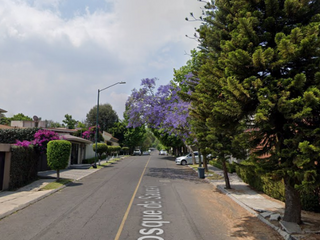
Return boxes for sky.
[0,0,204,124]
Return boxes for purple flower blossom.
[126,78,195,143]
[33,129,60,152]
[82,126,99,141]
[14,129,60,152]
[15,140,33,148]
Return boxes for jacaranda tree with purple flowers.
[126,78,195,155]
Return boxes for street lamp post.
[92,81,126,168]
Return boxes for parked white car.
[175,151,202,165]
[133,149,141,156]
[159,150,167,155]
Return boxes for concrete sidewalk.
[0,159,319,240]
[200,165,320,240]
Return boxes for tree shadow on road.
[66,182,83,187]
[146,167,208,183]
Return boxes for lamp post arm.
[99,82,125,92]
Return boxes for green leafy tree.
[123,126,146,153]
[86,104,119,132]
[45,120,63,128]
[76,121,86,129]
[0,113,34,125]
[195,0,320,223]
[109,120,127,146]
[11,113,33,121]
[62,114,77,129]
[141,129,156,151]
[93,143,108,162]
[151,129,184,155]
[47,140,71,181]
[122,146,129,155]
[108,145,121,157]
[0,116,10,125]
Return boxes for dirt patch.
[193,186,283,240]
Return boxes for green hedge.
[0,128,39,143]
[235,161,320,212]
[209,159,236,173]
[93,143,108,159]
[9,146,38,190]
[108,145,121,154]
[121,147,129,155]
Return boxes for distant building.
[11,120,47,128]
[102,131,119,146]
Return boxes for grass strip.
[90,162,112,169]
[41,178,72,190]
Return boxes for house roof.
[47,128,79,134]
[62,135,92,144]
[102,131,119,142]
[0,124,15,129]
[0,108,7,114]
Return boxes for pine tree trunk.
[283,178,301,224]
[203,156,208,172]
[222,160,231,189]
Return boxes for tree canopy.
[62,114,77,129]
[190,0,320,223]
[127,78,192,139]
[85,103,119,132]
[0,113,33,125]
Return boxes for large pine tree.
[195,0,320,223]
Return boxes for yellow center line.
[114,156,151,240]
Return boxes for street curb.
[215,184,292,240]
[0,184,67,221]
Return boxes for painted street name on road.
[137,186,170,240]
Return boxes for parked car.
[143,151,150,155]
[133,149,141,156]
[175,151,203,165]
[206,154,215,160]
[159,150,167,155]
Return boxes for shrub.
[47,140,71,181]
[12,129,60,153]
[108,145,121,156]
[9,146,38,189]
[209,159,236,173]
[92,143,108,160]
[0,128,38,143]
[236,161,320,212]
[83,126,103,142]
[34,129,60,153]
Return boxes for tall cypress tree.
[195,0,320,223]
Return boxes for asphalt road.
[0,152,282,240]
